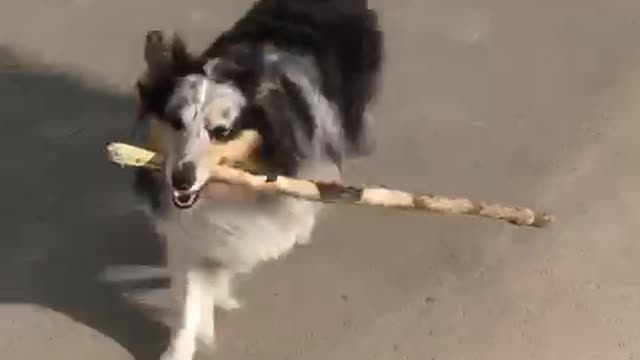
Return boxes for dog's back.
[203,0,383,156]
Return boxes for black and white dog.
[133,0,383,359]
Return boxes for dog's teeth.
[172,190,200,209]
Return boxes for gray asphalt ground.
[1,0,640,359]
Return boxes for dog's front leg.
[161,268,213,360]
[212,270,240,311]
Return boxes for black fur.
[133,168,168,214]
[203,0,383,153]
[134,0,383,210]
[136,36,204,121]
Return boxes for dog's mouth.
[172,189,201,209]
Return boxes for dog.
[132,0,383,359]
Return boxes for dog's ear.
[135,30,195,122]
[144,30,190,75]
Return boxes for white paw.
[196,316,216,349]
[196,324,215,349]
[160,348,192,360]
[160,336,196,360]
[159,349,176,360]
[296,234,312,245]
[197,333,216,351]
[216,295,242,311]
[197,335,217,355]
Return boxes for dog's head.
[135,31,311,209]
[136,31,255,209]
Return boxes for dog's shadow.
[0,47,170,359]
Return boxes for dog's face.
[159,74,246,208]
[136,30,332,210]
[136,31,250,209]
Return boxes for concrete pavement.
[1,0,639,359]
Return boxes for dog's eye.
[207,125,232,141]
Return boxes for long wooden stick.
[106,142,552,228]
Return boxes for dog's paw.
[159,350,175,360]
[160,348,192,360]
[160,336,196,360]
[196,317,216,349]
[197,336,217,355]
[295,234,312,246]
[216,295,242,311]
[196,327,217,355]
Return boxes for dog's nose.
[171,162,196,191]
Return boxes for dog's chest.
[153,196,319,269]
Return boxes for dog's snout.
[171,162,197,191]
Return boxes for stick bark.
[106,141,553,228]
